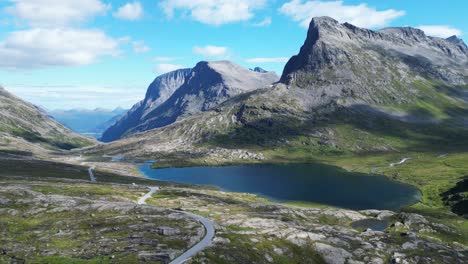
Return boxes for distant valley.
[48,107,128,139]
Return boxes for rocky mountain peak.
[101,61,279,142]
[309,16,339,28]
[251,67,268,73]
[144,68,191,108]
[446,35,467,49]
[280,17,467,88]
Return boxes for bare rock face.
[102,61,278,142]
[280,16,467,102]
[101,69,191,142]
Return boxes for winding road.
[137,187,215,264]
[389,158,411,167]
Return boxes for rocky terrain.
[101,61,278,142]
[0,179,203,263]
[0,86,94,155]
[144,185,468,263]
[1,155,467,263]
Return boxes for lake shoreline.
[138,162,421,211]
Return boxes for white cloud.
[193,45,228,57]
[113,1,143,21]
[118,36,132,44]
[247,57,289,63]
[417,25,462,38]
[7,84,146,109]
[0,28,120,69]
[154,64,186,74]
[279,0,405,29]
[4,0,109,27]
[132,41,150,54]
[160,0,267,25]
[253,17,272,27]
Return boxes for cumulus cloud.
[154,63,186,74]
[247,57,289,63]
[113,1,143,21]
[4,0,109,27]
[417,25,462,38]
[0,28,120,69]
[132,41,150,54]
[160,0,267,25]
[279,0,405,28]
[193,45,228,57]
[253,17,272,27]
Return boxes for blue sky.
[0,0,466,110]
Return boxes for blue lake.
[139,163,421,210]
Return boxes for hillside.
[0,86,94,153]
[101,61,278,142]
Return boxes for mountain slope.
[0,86,94,152]
[92,17,467,163]
[101,61,278,142]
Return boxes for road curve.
[137,187,215,264]
[137,187,159,205]
[389,158,411,167]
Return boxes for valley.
[0,14,467,264]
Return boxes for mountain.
[101,61,279,142]
[91,17,467,165]
[48,107,127,139]
[250,67,268,73]
[0,86,94,152]
[281,17,466,95]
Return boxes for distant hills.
[0,86,94,153]
[48,107,127,139]
[91,16,467,163]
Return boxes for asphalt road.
[137,187,215,264]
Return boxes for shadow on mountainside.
[441,176,468,218]
[203,102,468,153]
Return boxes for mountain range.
[48,107,127,139]
[93,16,467,164]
